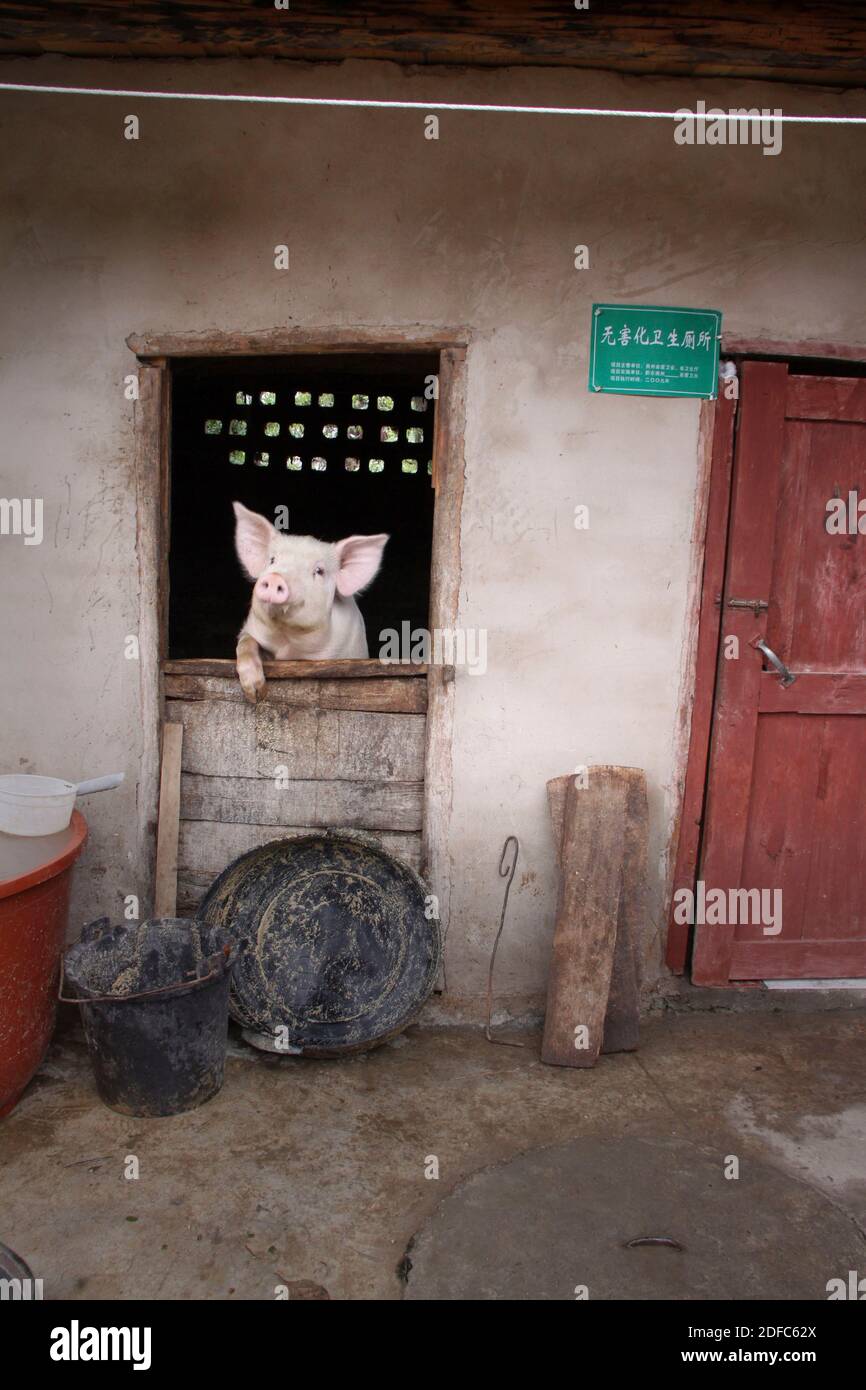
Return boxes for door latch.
[726,597,769,616]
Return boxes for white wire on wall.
[0,82,864,124]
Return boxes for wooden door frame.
[130,326,468,934]
[665,337,866,978]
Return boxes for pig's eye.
[314,565,325,577]
[268,556,275,565]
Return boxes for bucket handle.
[58,947,232,1005]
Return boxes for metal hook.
[486,836,525,1047]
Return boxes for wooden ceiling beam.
[0,2,865,88]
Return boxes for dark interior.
[169,353,438,660]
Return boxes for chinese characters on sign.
[589,304,722,398]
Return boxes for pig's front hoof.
[238,664,266,704]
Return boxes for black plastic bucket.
[62,917,234,1117]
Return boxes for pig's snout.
[255,571,290,605]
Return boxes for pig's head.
[232,501,388,632]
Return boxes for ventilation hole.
[264,422,280,437]
[259,390,277,405]
[295,391,312,407]
[352,394,369,410]
[402,458,418,474]
[410,396,428,412]
[377,395,394,412]
[253,451,269,467]
[427,459,433,474]
[288,423,304,439]
[311,457,327,471]
[204,419,223,434]
[347,424,363,440]
[229,450,245,465]
[368,458,384,473]
[345,457,360,471]
[287,456,303,471]
[235,392,253,406]
[406,427,424,444]
[229,419,247,436]
[322,424,338,440]
[379,425,398,443]
[318,392,335,408]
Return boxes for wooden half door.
[693,361,866,984]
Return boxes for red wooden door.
[693,361,866,984]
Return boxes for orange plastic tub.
[0,810,87,1116]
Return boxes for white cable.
[0,81,864,123]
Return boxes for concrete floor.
[1,1008,865,1300]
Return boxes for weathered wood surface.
[421,344,466,962]
[547,769,647,1054]
[165,672,427,713]
[163,657,427,681]
[666,397,736,973]
[154,722,183,918]
[603,772,647,1053]
[166,672,428,900]
[758,671,866,715]
[6,3,866,87]
[176,819,422,910]
[166,699,426,782]
[131,328,467,358]
[695,363,866,985]
[542,767,646,1068]
[180,774,423,833]
[786,375,866,424]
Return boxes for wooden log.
[154,722,183,918]
[542,766,645,1067]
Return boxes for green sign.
[589,303,722,399]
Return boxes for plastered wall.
[1,57,865,1016]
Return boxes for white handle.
[75,773,125,796]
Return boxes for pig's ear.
[334,534,389,597]
[233,501,277,580]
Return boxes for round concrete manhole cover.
[403,1136,865,1300]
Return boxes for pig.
[232,501,388,703]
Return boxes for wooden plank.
[129,327,468,358]
[256,706,427,781]
[177,819,422,910]
[666,396,737,972]
[548,770,647,1052]
[787,375,866,424]
[154,722,183,918]
[731,941,866,980]
[133,361,168,906]
[541,767,631,1068]
[693,363,789,987]
[164,673,428,712]
[605,771,647,1052]
[166,700,426,781]
[758,672,866,715]
[9,3,866,87]
[724,337,866,363]
[422,347,467,968]
[163,657,427,680]
[180,774,423,833]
